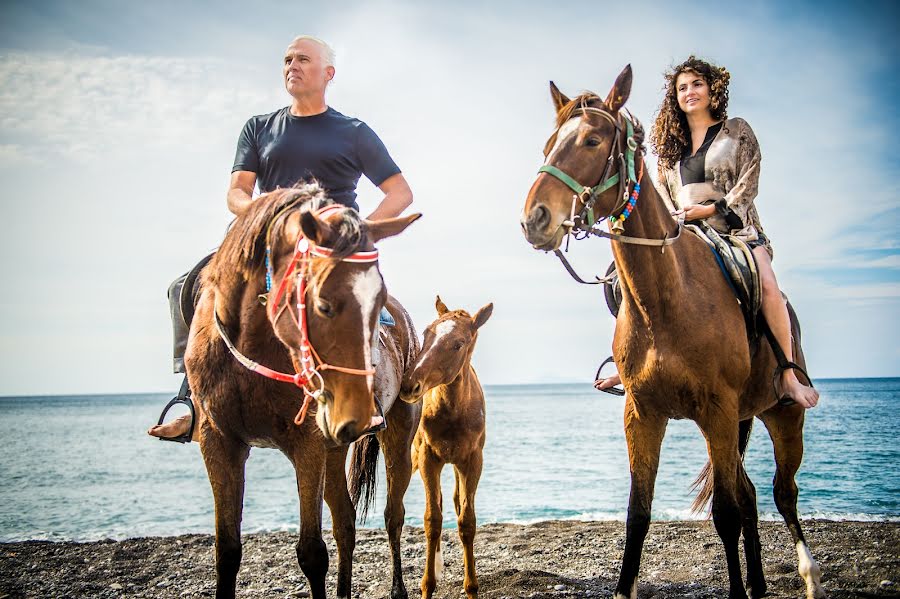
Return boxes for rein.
[216,204,378,425]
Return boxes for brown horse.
[520,66,824,599]
[185,182,420,599]
[397,296,492,599]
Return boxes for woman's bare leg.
[753,246,819,409]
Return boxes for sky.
[0,0,897,395]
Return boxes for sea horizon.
[2,377,898,542]
[3,376,898,400]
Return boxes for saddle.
[603,223,761,336]
[685,222,761,335]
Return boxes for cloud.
[0,52,280,163]
[1,1,898,394]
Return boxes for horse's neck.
[427,362,478,412]
[215,276,270,337]
[610,160,684,323]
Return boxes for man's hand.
[367,173,413,220]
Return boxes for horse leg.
[614,399,667,599]
[380,405,418,599]
[699,410,749,599]
[760,409,825,599]
[292,443,329,599]
[453,452,483,599]
[324,446,356,599]
[199,429,250,599]
[736,460,766,598]
[419,447,445,599]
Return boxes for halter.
[536,105,682,285]
[538,106,639,232]
[216,204,379,426]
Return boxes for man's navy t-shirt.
[232,106,401,210]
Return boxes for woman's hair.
[651,56,731,172]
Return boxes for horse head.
[400,295,492,402]
[265,194,420,444]
[521,65,635,250]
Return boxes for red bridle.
[215,204,380,426]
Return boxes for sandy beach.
[1,520,897,598]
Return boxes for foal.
[400,296,492,599]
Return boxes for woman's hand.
[672,204,716,220]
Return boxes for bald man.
[150,36,412,442]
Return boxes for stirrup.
[594,356,625,396]
[359,398,388,437]
[155,377,196,443]
[773,361,815,407]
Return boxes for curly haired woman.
[595,56,819,409]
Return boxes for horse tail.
[691,418,754,514]
[348,434,380,523]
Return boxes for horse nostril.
[334,420,361,444]
[411,382,423,397]
[529,204,551,231]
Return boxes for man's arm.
[366,173,413,220]
[227,171,258,217]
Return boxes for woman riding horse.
[595,56,819,410]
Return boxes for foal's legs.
[760,408,825,599]
[324,446,356,599]
[454,452,483,599]
[419,447,445,599]
[380,402,419,599]
[292,441,329,599]
[199,428,250,599]
[614,399,667,599]
[698,407,749,599]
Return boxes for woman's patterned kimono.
[657,117,772,258]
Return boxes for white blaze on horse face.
[414,319,457,372]
[545,116,582,164]
[796,541,825,599]
[350,268,383,393]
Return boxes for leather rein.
[537,106,682,285]
[215,204,378,425]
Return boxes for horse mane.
[207,181,367,293]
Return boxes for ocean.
[1,379,897,542]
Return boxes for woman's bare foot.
[594,372,622,391]
[780,372,819,409]
[148,414,192,439]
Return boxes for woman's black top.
[679,122,742,229]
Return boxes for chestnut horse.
[395,296,492,599]
[520,66,824,599]
[185,183,421,599]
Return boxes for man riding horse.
[149,35,414,442]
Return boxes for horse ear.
[604,64,632,113]
[299,211,333,245]
[472,302,493,330]
[366,213,422,244]
[435,295,449,315]
[550,81,570,113]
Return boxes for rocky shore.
[1,520,898,598]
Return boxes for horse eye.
[586,138,601,147]
[316,300,335,318]
[452,341,464,351]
